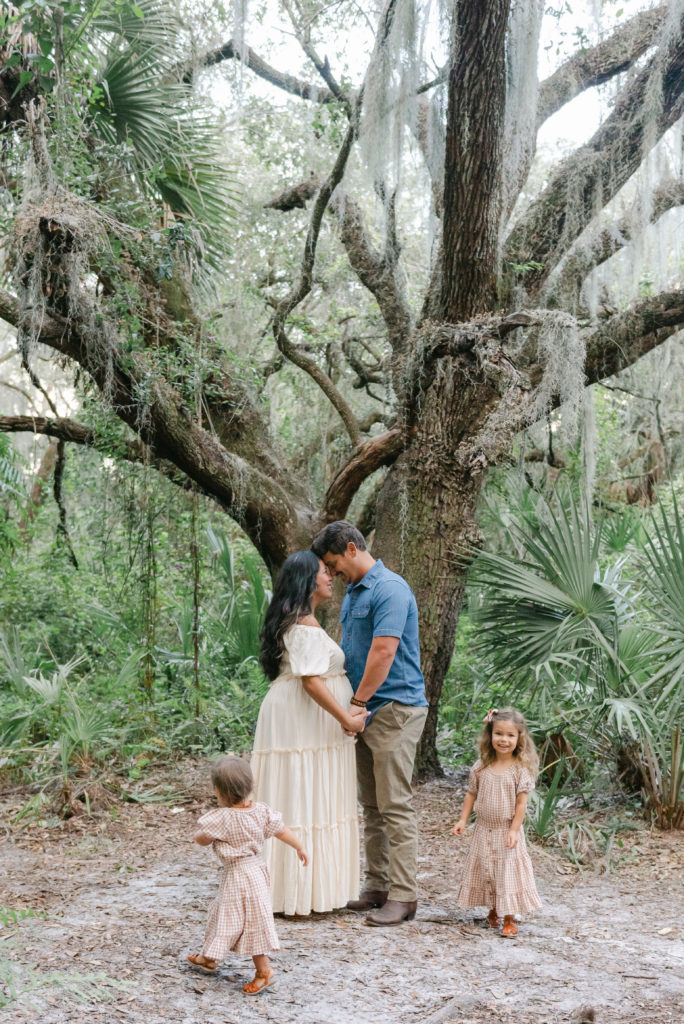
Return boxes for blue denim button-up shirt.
[340,560,427,715]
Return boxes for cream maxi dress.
[252,624,360,915]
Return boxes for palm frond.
[91,0,179,53]
[640,496,684,702]
[470,498,622,683]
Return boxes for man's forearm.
[355,639,399,702]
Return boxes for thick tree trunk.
[372,363,491,776]
[439,0,510,320]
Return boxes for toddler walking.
[452,708,541,937]
[188,755,308,994]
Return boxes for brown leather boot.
[365,899,417,926]
[346,889,389,911]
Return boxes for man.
[311,520,428,926]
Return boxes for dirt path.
[1,768,682,1024]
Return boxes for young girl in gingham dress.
[452,708,541,938]
[188,755,308,994]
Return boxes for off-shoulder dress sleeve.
[284,626,331,677]
[196,807,233,840]
[261,804,285,839]
[466,760,482,796]
[515,765,536,793]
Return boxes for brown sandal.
[501,916,518,938]
[243,968,276,995]
[187,953,218,973]
[487,909,502,929]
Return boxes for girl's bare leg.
[243,953,275,995]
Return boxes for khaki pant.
[355,702,428,902]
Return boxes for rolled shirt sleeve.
[371,579,411,638]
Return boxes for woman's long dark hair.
[259,550,321,680]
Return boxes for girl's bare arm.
[194,831,214,846]
[275,826,309,865]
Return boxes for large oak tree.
[1,1,683,773]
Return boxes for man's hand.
[342,705,370,735]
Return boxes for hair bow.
[483,708,498,724]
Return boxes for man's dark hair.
[311,520,367,557]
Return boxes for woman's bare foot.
[187,953,218,973]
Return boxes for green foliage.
[454,492,683,830]
[0,459,273,792]
[0,905,44,926]
[3,0,237,272]
[0,960,131,1010]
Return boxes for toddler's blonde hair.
[478,707,539,777]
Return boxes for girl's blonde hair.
[478,708,539,776]
[211,755,253,806]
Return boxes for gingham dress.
[198,803,283,960]
[457,760,541,917]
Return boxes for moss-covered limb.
[0,286,311,570]
[505,11,684,288]
[545,179,684,307]
[0,413,164,466]
[321,424,404,523]
[185,38,337,103]
[330,192,412,355]
[583,288,684,385]
[264,177,323,212]
[536,5,669,129]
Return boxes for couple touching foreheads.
[251,520,428,927]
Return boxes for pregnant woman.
[252,550,363,915]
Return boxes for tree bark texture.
[439,0,510,320]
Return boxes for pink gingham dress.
[457,759,541,917]
[198,803,283,959]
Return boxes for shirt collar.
[347,559,384,591]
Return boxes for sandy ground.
[1,765,682,1024]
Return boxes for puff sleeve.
[284,626,330,677]
[261,804,285,839]
[515,765,536,794]
[466,760,482,796]
[196,808,233,840]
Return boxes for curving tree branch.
[322,424,404,522]
[272,123,362,445]
[330,192,412,354]
[0,283,310,570]
[185,38,336,103]
[583,288,684,384]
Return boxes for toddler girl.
[188,755,308,994]
[452,707,540,938]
